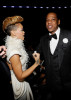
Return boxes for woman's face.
[12,23,25,40]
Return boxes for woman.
[2,16,40,100]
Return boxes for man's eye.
[52,18,55,20]
[46,19,49,21]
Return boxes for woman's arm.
[10,53,40,82]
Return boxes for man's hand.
[0,46,7,58]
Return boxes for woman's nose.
[23,31,25,35]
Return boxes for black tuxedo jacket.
[37,29,71,88]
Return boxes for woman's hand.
[32,52,40,65]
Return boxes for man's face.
[46,12,60,34]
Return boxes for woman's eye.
[21,29,24,31]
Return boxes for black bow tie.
[49,34,57,40]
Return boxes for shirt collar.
[55,27,60,39]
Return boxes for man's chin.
[48,30,55,34]
[48,30,53,33]
[48,28,53,31]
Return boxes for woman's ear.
[11,30,16,36]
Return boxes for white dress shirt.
[49,27,60,55]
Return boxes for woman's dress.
[5,36,34,100]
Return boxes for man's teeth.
[48,26,52,28]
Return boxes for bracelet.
[39,60,44,66]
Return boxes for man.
[37,11,71,100]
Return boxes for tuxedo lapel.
[44,36,50,65]
[57,30,65,68]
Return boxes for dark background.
[0,0,71,6]
[0,7,71,50]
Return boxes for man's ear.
[58,19,60,25]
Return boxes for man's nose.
[48,20,52,23]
